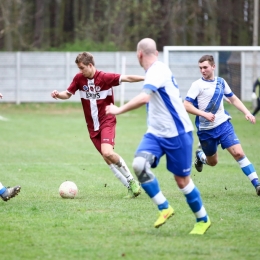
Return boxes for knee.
[132,157,146,176]
[207,159,218,167]
[210,161,218,167]
[174,175,190,189]
[102,150,114,161]
[233,152,244,161]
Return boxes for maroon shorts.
[90,126,116,154]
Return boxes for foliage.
[46,39,118,52]
[0,102,259,259]
[0,0,257,51]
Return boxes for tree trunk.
[0,0,13,51]
[33,0,45,49]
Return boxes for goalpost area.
[163,46,260,102]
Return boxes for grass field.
[0,102,259,260]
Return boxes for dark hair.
[75,52,95,66]
[198,55,215,66]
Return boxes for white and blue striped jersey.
[143,61,194,138]
[185,77,233,131]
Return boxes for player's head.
[75,52,95,66]
[198,55,215,80]
[198,55,215,66]
[136,38,158,68]
[75,52,96,78]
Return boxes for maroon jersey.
[67,70,121,137]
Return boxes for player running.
[106,38,211,234]
[51,52,143,198]
[184,54,260,196]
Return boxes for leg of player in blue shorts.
[195,121,260,195]
[132,132,211,234]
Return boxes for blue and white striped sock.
[141,177,169,210]
[180,179,208,222]
[237,156,259,188]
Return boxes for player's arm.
[224,96,232,104]
[120,75,145,83]
[106,89,152,115]
[183,100,215,122]
[228,95,255,123]
[0,93,2,99]
[51,90,72,100]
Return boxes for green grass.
[0,102,259,260]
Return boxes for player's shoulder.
[217,76,229,87]
[92,70,103,79]
[148,61,170,76]
[96,70,119,80]
[216,76,225,82]
[154,60,168,70]
[191,78,203,87]
[74,72,84,79]
[74,72,81,77]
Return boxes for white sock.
[198,151,207,164]
[115,157,134,182]
[109,164,129,188]
[0,182,4,190]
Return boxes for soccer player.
[251,77,260,116]
[0,94,22,202]
[51,52,143,198]
[184,55,260,195]
[106,38,211,235]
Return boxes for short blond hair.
[75,52,95,66]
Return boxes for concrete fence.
[0,50,257,104]
[0,52,162,104]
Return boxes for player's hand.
[106,103,120,115]
[0,93,2,99]
[252,92,257,99]
[51,90,59,100]
[245,113,256,124]
[203,112,215,122]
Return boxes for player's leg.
[195,123,227,172]
[226,144,260,195]
[90,131,133,196]
[252,98,260,116]
[175,176,211,234]
[106,149,141,198]
[195,138,218,172]
[221,121,260,195]
[108,163,129,188]
[132,133,173,228]
[100,127,141,197]
[0,182,21,202]
[167,132,210,234]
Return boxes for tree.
[0,0,13,51]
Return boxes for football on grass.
[59,181,78,199]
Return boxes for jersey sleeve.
[67,74,80,95]
[223,79,233,97]
[185,81,200,103]
[101,72,121,87]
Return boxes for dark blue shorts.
[135,132,193,177]
[198,120,240,156]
